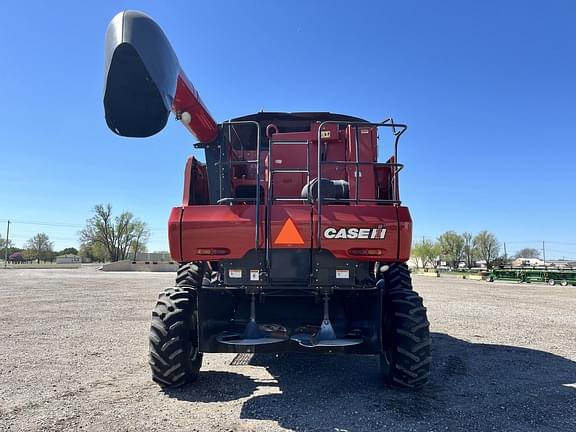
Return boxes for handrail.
[315,120,407,247]
[220,120,261,250]
[216,119,408,252]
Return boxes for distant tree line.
[2,203,150,264]
[2,232,77,264]
[412,230,502,269]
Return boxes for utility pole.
[503,242,507,264]
[542,240,546,267]
[4,220,10,269]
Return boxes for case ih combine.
[103,11,431,389]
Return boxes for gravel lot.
[0,268,575,431]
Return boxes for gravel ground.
[0,268,575,431]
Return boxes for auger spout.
[103,10,218,142]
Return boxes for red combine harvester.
[104,11,431,389]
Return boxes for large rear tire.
[176,262,205,287]
[379,263,431,389]
[149,262,205,387]
[382,262,412,290]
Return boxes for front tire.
[380,264,431,389]
[149,263,205,387]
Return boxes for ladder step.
[272,197,308,202]
[271,169,308,174]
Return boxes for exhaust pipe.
[103,10,218,142]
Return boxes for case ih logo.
[323,226,387,240]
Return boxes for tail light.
[348,248,384,256]
[196,248,230,256]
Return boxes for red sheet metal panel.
[396,206,412,261]
[174,205,264,261]
[173,72,218,143]
[346,126,377,201]
[313,205,406,262]
[168,207,183,262]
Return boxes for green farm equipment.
[488,268,576,286]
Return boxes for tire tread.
[380,263,431,389]
[149,262,205,388]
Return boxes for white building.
[512,257,545,267]
[56,254,81,264]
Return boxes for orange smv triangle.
[274,218,305,245]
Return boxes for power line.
[0,219,166,231]
[547,241,576,246]
[503,240,545,244]
[0,219,82,228]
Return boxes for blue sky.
[1,1,575,258]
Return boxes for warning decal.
[274,218,305,245]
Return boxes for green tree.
[0,234,15,252]
[6,247,22,259]
[462,232,476,269]
[491,256,509,267]
[79,242,108,263]
[25,233,54,264]
[473,231,501,269]
[438,231,465,269]
[412,239,440,269]
[514,248,540,259]
[58,247,79,256]
[79,204,150,262]
[411,243,424,269]
[45,250,56,263]
[22,248,37,262]
[129,221,150,261]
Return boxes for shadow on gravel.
[162,371,258,402]
[236,333,576,431]
[163,334,576,430]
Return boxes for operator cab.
[195,112,401,205]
